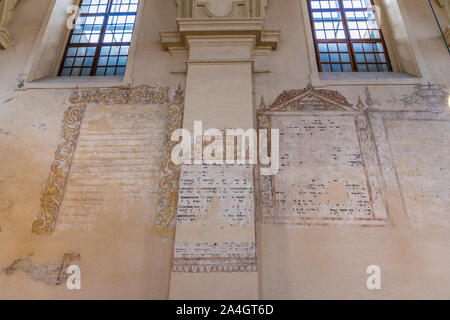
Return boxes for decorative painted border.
[32,105,86,235]
[68,85,170,105]
[172,257,257,273]
[155,86,185,234]
[32,85,178,235]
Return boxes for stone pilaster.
[160,0,280,299]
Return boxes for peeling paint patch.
[2,252,80,286]
[364,86,379,107]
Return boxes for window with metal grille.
[59,0,139,77]
[308,0,392,72]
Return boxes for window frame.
[307,0,393,73]
[58,0,139,77]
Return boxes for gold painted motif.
[32,105,86,235]
[32,85,178,235]
[69,85,170,105]
[155,86,185,235]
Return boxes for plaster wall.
[0,0,449,299]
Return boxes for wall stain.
[2,97,13,104]
[2,252,80,286]
[364,86,379,107]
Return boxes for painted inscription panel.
[260,112,388,227]
[385,120,450,229]
[57,104,168,231]
[173,164,257,272]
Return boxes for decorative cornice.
[0,0,19,49]
[196,0,246,18]
[176,0,267,19]
[163,0,278,56]
[161,18,280,55]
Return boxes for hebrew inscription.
[257,86,389,227]
[32,86,173,234]
[57,103,167,231]
[385,119,450,229]
[173,164,257,272]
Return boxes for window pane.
[309,0,391,73]
[59,0,138,77]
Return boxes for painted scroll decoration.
[257,85,389,227]
[155,86,185,234]
[32,105,86,235]
[32,85,175,235]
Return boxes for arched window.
[308,0,392,72]
[59,0,139,77]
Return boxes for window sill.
[22,76,129,90]
[311,72,428,86]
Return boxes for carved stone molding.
[176,0,267,18]
[162,0,279,56]
[0,0,19,49]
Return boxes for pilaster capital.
[162,1,279,57]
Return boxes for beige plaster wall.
[0,0,449,299]
[254,0,450,300]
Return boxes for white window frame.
[21,0,144,89]
[300,0,431,86]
